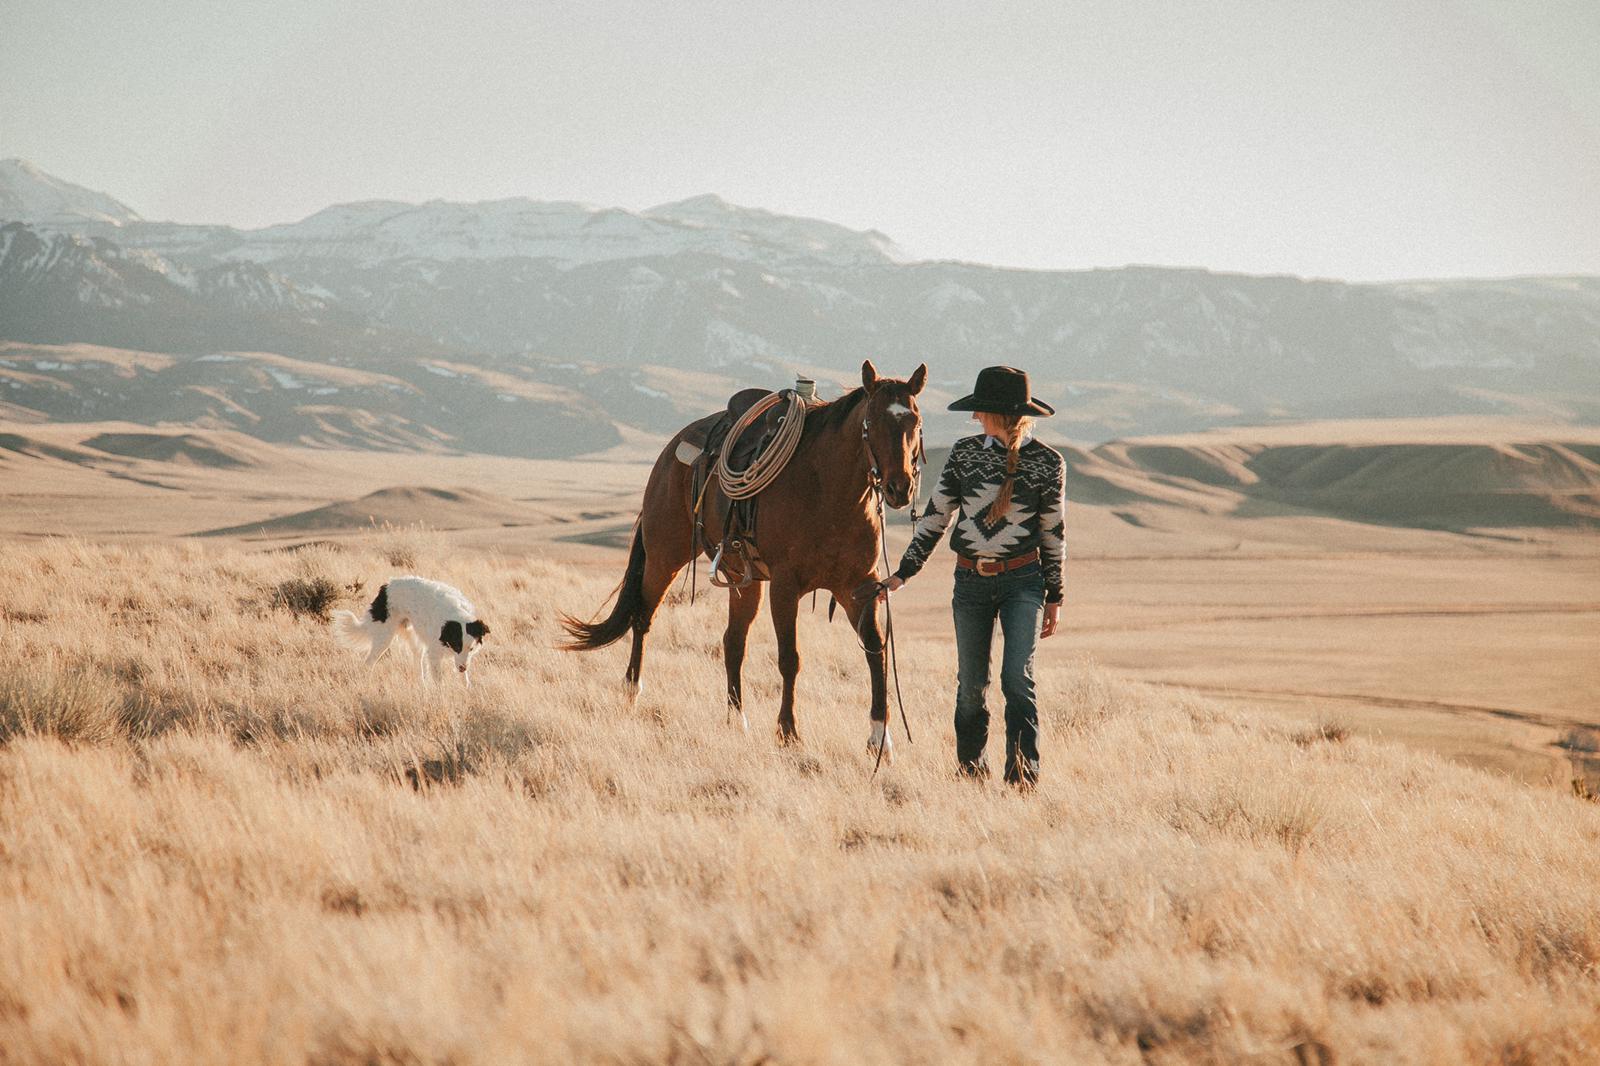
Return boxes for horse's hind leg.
[723,582,764,732]
[625,531,690,703]
[769,580,802,742]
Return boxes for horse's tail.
[559,525,647,651]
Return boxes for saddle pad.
[674,440,704,466]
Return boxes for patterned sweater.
[895,435,1067,603]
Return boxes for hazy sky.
[5,0,1597,279]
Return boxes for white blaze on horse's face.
[862,362,927,511]
[871,391,922,509]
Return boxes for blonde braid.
[984,415,1033,523]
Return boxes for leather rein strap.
[860,413,922,775]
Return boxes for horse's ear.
[907,363,927,395]
[861,360,879,393]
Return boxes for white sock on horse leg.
[869,720,894,763]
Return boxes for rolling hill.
[0,342,623,458]
[195,486,549,537]
[924,420,1600,533]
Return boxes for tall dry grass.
[2,536,1600,1064]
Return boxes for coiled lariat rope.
[713,390,810,500]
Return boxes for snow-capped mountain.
[3,161,1598,443]
[214,192,905,267]
[0,161,902,269]
[0,159,142,228]
[643,193,905,263]
[0,222,438,361]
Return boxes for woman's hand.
[877,576,904,603]
[1040,602,1060,639]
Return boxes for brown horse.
[560,360,927,757]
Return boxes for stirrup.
[708,541,754,589]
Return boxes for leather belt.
[956,549,1039,577]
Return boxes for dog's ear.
[439,620,464,654]
[369,584,389,623]
[465,619,489,642]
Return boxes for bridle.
[859,400,923,774]
[860,406,926,520]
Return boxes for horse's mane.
[804,386,868,436]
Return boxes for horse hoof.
[625,678,642,704]
[867,721,895,764]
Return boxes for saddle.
[677,387,773,469]
[676,387,799,590]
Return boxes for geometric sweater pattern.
[894,434,1067,603]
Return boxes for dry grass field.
[6,535,1600,1064]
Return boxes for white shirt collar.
[983,429,1034,450]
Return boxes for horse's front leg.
[769,580,803,743]
[837,585,891,762]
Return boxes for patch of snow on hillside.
[264,368,306,390]
[923,280,985,312]
[704,320,778,366]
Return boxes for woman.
[883,366,1064,786]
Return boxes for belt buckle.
[976,558,1004,577]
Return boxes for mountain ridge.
[3,162,1598,446]
[0,158,142,227]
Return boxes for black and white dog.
[332,576,490,684]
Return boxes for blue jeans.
[951,562,1044,782]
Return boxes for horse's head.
[860,359,928,510]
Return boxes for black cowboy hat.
[947,365,1055,416]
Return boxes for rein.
[860,412,922,775]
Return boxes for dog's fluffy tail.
[330,609,374,653]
